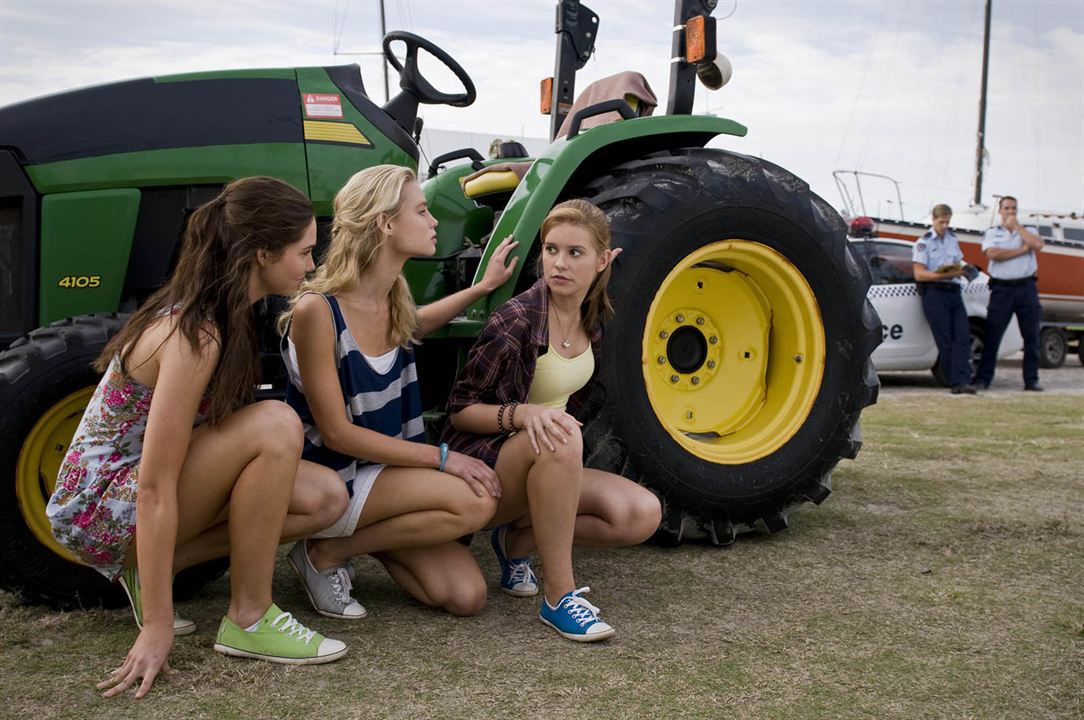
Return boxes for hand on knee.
[536,424,584,467]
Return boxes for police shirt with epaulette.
[913,228,964,285]
[981,225,1039,279]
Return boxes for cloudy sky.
[1,0,1081,220]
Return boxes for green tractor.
[0,0,880,609]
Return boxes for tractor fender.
[465,114,747,320]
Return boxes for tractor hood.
[0,70,304,167]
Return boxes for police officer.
[972,196,1044,391]
[913,204,977,394]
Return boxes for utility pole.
[973,0,992,207]
[380,0,390,103]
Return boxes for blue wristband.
[438,442,449,472]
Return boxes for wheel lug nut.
[657,355,667,364]
[709,336,718,344]
[659,330,669,339]
[696,316,705,325]
[670,375,680,383]
[691,376,700,385]
[675,314,685,323]
[707,360,716,369]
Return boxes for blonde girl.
[280,165,517,617]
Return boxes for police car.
[849,237,1024,383]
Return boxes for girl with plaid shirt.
[445,200,661,642]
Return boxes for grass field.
[1,393,1081,719]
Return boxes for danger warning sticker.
[303,93,343,119]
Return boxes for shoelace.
[328,567,355,604]
[271,611,316,644]
[508,559,536,587]
[561,587,602,627]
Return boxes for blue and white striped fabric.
[283,293,424,496]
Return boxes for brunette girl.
[47,177,349,699]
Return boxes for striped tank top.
[283,293,425,496]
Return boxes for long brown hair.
[98,176,313,426]
[279,165,419,348]
[540,199,615,330]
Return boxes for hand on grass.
[97,624,175,699]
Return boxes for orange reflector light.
[685,15,716,64]
[540,77,553,115]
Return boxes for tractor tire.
[0,314,225,608]
[1038,326,1067,369]
[578,149,880,544]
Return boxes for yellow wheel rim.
[15,387,94,564]
[642,240,825,464]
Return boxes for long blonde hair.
[540,199,615,331]
[279,165,419,347]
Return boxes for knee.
[309,471,348,528]
[629,489,663,543]
[254,401,304,455]
[457,493,498,532]
[604,485,662,544]
[431,576,488,617]
[538,424,584,469]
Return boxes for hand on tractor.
[516,404,581,455]
[97,624,175,699]
[442,450,502,498]
[479,236,519,292]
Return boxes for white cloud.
[1,0,1081,214]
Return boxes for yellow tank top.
[527,344,595,410]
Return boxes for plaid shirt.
[442,277,603,467]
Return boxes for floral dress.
[46,356,210,580]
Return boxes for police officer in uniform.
[972,196,1044,391]
[913,204,977,394]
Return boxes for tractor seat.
[461,162,532,206]
[462,71,657,204]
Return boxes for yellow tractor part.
[15,387,94,564]
[642,240,825,464]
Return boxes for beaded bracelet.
[497,402,509,433]
[507,401,520,432]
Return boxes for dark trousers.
[974,280,1042,387]
[922,285,971,387]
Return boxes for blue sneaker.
[539,587,615,642]
[491,525,538,597]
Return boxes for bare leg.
[488,429,584,606]
[374,543,487,616]
[306,468,496,571]
[166,401,302,628]
[171,460,348,573]
[503,469,661,558]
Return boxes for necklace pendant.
[562,340,571,349]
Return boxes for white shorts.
[311,463,385,539]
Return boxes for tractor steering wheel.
[382,31,477,108]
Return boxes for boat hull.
[871,219,1084,322]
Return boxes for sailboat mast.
[973,0,992,207]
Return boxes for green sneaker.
[118,567,196,636]
[213,603,347,665]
